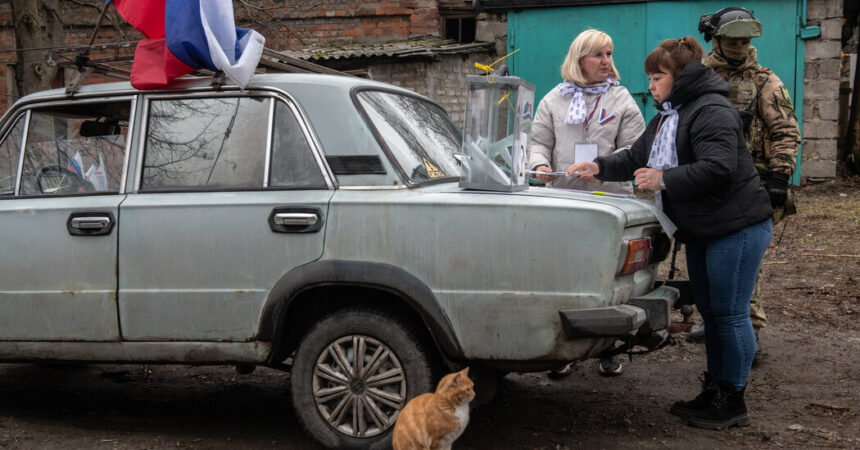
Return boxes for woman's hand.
[567,161,599,182]
[633,168,664,191]
[533,165,557,183]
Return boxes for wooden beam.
[261,48,350,76]
[257,57,314,74]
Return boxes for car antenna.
[65,1,111,95]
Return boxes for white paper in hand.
[574,143,597,163]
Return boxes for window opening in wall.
[443,16,476,43]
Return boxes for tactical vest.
[725,67,771,175]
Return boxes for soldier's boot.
[686,323,706,343]
[687,380,751,429]
[670,372,719,418]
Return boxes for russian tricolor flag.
[111,0,265,90]
[67,151,84,176]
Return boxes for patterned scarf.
[648,102,680,211]
[558,77,617,124]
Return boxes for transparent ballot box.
[460,74,535,191]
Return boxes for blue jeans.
[685,219,772,390]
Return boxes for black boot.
[686,324,706,343]
[687,379,751,429]
[670,372,718,418]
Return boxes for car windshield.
[356,90,461,184]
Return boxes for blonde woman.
[529,29,645,194]
[532,30,645,378]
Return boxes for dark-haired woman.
[569,37,773,429]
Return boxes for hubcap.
[312,335,406,438]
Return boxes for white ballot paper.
[575,143,598,163]
[527,170,577,176]
[526,170,579,177]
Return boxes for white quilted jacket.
[528,83,645,193]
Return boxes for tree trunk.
[11,0,64,98]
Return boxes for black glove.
[765,172,789,207]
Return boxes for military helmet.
[698,7,762,42]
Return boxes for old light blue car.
[0,74,681,449]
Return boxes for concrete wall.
[802,0,843,180]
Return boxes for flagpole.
[66,1,112,94]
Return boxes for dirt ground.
[0,177,857,449]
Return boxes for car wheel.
[290,307,437,449]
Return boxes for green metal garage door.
[507,0,806,183]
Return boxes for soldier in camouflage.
[686,7,801,357]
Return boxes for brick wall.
[240,0,440,50]
[0,2,137,111]
[0,0,489,136]
[802,0,843,180]
[0,1,445,112]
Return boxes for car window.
[0,115,25,195]
[18,101,130,196]
[269,101,327,189]
[142,97,269,191]
[356,90,461,184]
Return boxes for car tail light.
[620,238,651,275]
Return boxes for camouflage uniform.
[704,45,801,329]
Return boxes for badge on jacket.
[598,109,616,125]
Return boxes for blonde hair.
[561,29,620,84]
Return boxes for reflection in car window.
[270,101,326,189]
[0,116,24,195]
[356,91,461,184]
[18,102,130,196]
[142,97,269,191]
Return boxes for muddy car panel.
[322,185,665,361]
[0,195,123,341]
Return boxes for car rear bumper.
[558,285,680,342]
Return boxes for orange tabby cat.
[392,367,475,450]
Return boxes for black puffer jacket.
[595,61,772,242]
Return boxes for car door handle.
[273,213,318,226]
[268,207,323,233]
[71,216,111,229]
[67,212,115,236]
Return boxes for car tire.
[290,307,437,449]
